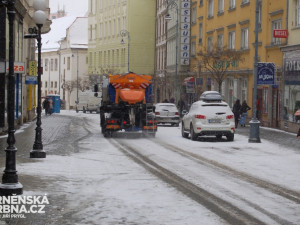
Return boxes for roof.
[41,16,87,52]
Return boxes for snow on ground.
[4,110,300,224]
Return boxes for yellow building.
[190,0,287,128]
[88,0,156,80]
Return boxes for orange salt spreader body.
[109,72,152,104]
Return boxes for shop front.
[281,47,300,133]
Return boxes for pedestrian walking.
[232,99,241,128]
[170,97,175,103]
[48,97,53,115]
[177,94,186,118]
[42,98,50,115]
[240,100,251,127]
[297,127,300,140]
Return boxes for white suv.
[181,99,235,141]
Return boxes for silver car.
[155,103,180,126]
[181,100,235,141]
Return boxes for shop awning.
[294,109,300,116]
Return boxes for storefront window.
[284,50,300,122]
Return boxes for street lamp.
[249,0,261,143]
[0,0,23,195]
[165,0,179,102]
[120,29,130,73]
[27,0,47,157]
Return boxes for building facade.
[280,0,300,133]
[88,0,156,86]
[0,0,51,132]
[40,16,88,110]
[190,0,287,128]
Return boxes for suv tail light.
[195,115,206,119]
[175,112,179,115]
[226,115,234,119]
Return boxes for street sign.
[257,62,275,85]
[25,75,37,85]
[29,61,37,76]
[273,29,288,38]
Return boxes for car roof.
[193,100,229,106]
[156,103,176,106]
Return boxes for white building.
[40,16,88,110]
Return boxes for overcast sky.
[49,0,88,17]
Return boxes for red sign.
[273,29,288,38]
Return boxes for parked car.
[155,103,180,126]
[181,97,235,141]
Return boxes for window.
[50,59,54,71]
[271,20,282,45]
[45,81,47,88]
[217,34,223,50]
[67,57,70,70]
[55,81,57,88]
[55,58,58,71]
[45,59,48,71]
[296,0,300,27]
[192,7,196,24]
[218,0,224,13]
[198,23,203,44]
[228,31,235,49]
[241,79,247,103]
[191,41,196,56]
[207,36,213,52]
[241,28,248,49]
[208,0,214,18]
[258,2,262,28]
[51,81,53,88]
[263,87,268,114]
[199,0,203,7]
[229,0,236,9]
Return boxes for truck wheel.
[76,107,79,113]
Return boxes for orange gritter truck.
[98,72,157,137]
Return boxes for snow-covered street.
[0,110,299,225]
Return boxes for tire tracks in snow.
[109,138,268,225]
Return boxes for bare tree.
[64,80,77,107]
[77,76,90,92]
[197,46,244,93]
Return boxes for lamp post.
[120,29,130,73]
[165,0,178,102]
[0,0,23,196]
[27,0,47,157]
[248,0,261,143]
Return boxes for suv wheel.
[190,124,198,141]
[181,123,188,138]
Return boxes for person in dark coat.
[240,100,251,127]
[42,98,50,115]
[177,95,186,118]
[232,99,241,128]
[297,127,300,140]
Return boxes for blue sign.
[25,76,37,85]
[257,63,275,85]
